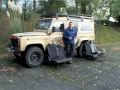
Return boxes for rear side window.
[81,19,93,31]
[77,18,94,33]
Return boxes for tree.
[33,0,36,11]
[75,0,93,15]
[110,0,120,23]
[39,0,66,13]
[22,0,33,21]
[0,0,2,11]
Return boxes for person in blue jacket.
[63,22,77,58]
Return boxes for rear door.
[77,18,95,41]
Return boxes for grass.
[0,13,10,54]
[95,25,120,44]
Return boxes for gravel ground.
[0,43,120,90]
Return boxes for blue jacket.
[63,27,77,44]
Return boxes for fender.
[20,39,46,51]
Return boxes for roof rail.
[40,13,68,18]
[40,13,92,19]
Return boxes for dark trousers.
[65,43,75,57]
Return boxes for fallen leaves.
[9,80,14,83]
[0,67,16,72]
[111,47,120,51]
[0,54,9,59]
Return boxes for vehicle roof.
[40,13,92,20]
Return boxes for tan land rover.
[9,14,95,67]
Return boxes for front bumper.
[8,44,20,54]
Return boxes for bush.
[23,12,39,32]
[8,17,23,35]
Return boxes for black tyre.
[77,47,82,57]
[77,43,86,57]
[25,47,44,68]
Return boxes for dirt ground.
[0,43,120,90]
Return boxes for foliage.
[0,13,10,53]
[110,0,120,17]
[66,6,76,15]
[95,25,120,44]
[39,0,66,13]
[23,12,39,32]
[22,0,33,21]
[7,1,23,35]
[110,0,120,23]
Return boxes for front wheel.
[25,47,44,68]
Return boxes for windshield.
[35,19,52,31]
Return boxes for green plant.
[95,25,120,44]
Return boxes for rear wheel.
[25,47,44,68]
[77,42,86,57]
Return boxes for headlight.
[10,35,18,40]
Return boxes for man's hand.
[68,37,72,40]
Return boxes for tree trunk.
[76,3,79,15]
[33,0,36,11]
[81,1,86,14]
[88,4,92,15]
[23,0,27,20]
[0,0,2,11]
[75,0,79,15]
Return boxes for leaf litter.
[0,66,16,72]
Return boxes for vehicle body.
[9,14,95,67]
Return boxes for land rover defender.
[9,14,95,67]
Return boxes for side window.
[59,23,64,32]
[52,21,65,32]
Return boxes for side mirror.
[52,27,56,32]
[60,24,64,32]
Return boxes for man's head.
[68,22,73,29]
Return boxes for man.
[63,22,77,58]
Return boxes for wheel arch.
[77,40,90,57]
[25,44,44,52]
[78,40,95,47]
